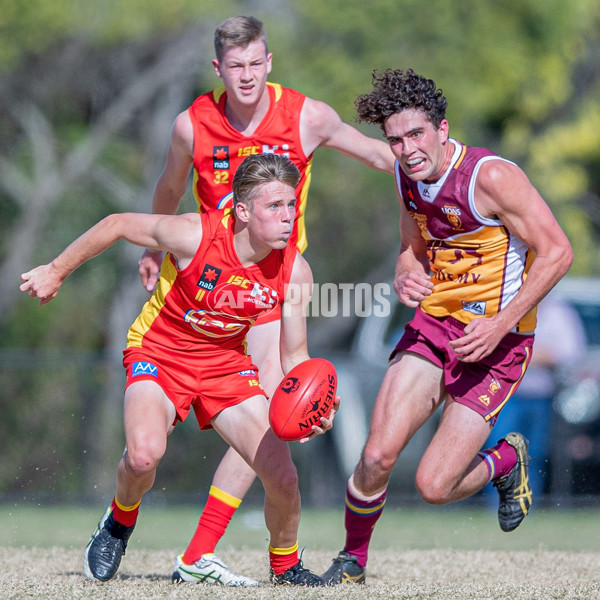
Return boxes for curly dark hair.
[355,69,448,130]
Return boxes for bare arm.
[152,110,195,215]
[21,213,202,305]
[279,252,339,441]
[393,205,433,306]
[300,98,395,174]
[279,252,313,373]
[139,110,195,291]
[450,160,573,362]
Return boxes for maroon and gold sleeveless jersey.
[126,209,298,355]
[395,139,537,332]
[188,82,312,252]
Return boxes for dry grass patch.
[1,547,599,600]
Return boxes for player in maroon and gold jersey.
[20,154,337,586]
[136,15,395,585]
[321,69,573,585]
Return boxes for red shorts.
[123,346,266,429]
[391,308,534,424]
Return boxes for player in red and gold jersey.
[188,83,311,252]
[321,69,573,585]
[136,16,395,584]
[21,154,337,586]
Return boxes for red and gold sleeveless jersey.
[126,210,298,355]
[188,82,312,253]
[395,139,537,332]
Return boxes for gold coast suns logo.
[441,205,463,229]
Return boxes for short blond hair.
[214,16,268,61]
[233,154,300,209]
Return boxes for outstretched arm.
[21,212,202,305]
[300,97,396,174]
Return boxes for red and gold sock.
[269,541,299,576]
[182,486,241,565]
[111,496,140,528]
[479,439,518,482]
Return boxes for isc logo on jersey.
[237,143,291,159]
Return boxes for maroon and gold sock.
[342,477,387,569]
[182,486,241,565]
[269,541,299,576]
[479,439,518,482]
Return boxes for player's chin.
[272,236,290,248]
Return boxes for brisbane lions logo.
[442,205,463,229]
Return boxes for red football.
[269,358,338,441]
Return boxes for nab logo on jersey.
[198,264,222,291]
[213,146,230,169]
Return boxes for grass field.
[1,503,600,599]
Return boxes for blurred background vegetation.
[1,0,599,506]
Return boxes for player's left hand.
[299,395,341,443]
[449,317,506,363]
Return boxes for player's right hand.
[138,249,163,292]
[394,269,433,307]
[20,264,62,305]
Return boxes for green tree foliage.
[273,0,600,276]
[0,0,249,69]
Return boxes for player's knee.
[125,442,164,477]
[360,444,396,481]
[415,471,451,505]
[257,459,298,500]
[278,464,299,494]
[264,463,299,500]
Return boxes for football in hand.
[269,358,338,441]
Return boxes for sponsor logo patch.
[213,146,230,169]
[462,300,486,315]
[238,369,258,377]
[197,264,222,291]
[132,361,158,378]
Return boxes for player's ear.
[235,201,251,223]
[438,119,449,144]
[212,58,222,78]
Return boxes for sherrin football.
[269,358,338,442]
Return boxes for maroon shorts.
[391,308,534,424]
[123,346,266,430]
